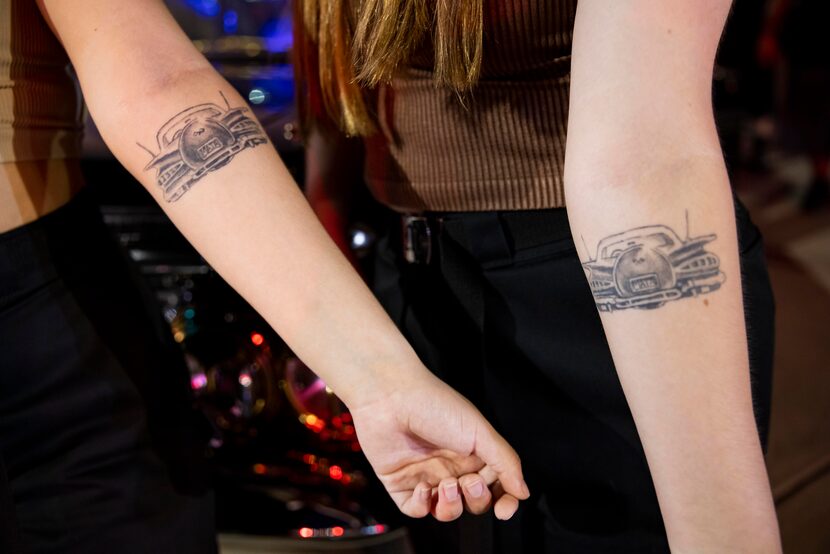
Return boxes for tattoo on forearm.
[581,217,725,312]
[138,91,267,202]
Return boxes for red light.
[250,332,264,346]
[329,465,343,480]
[299,527,314,538]
[331,526,344,537]
[373,524,386,534]
[341,474,351,485]
[252,463,266,475]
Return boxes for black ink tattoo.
[139,92,267,202]
[582,220,725,311]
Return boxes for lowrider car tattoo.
[582,224,725,311]
[141,92,267,202]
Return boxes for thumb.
[474,421,530,501]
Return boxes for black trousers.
[372,199,774,553]
[0,192,216,553]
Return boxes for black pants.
[372,199,774,553]
[0,192,216,553]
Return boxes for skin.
[0,159,84,233]
[28,0,529,523]
[566,1,780,551]
[309,0,783,551]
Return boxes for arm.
[38,0,528,520]
[565,1,781,551]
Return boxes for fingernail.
[444,482,459,501]
[466,481,484,498]
[420,487,431,500]
[521,480,530,497]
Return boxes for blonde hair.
[293,0,483,136]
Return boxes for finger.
[459,473,492,515]
[493,493,520,521]
[432,478,464,522]
[474,424,530,501]
[490,480,520,521]
[478,465,498,486]
[397,482,432,519]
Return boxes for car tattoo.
[141,92,268,202]
[582,224,725,311]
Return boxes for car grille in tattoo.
[139,92,267,202]
[582,221,725,312]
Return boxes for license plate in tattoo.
[629,274,659,292]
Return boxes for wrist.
[331,346,433,410]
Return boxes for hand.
[348,370,530,521]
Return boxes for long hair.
[293,0,484,136]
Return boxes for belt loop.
[462,212,512,265]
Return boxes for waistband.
[0,190,106,305]
[391,207,573,266]
[393,194,758,266]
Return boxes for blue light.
[223,10,239,34]
[184,0,221,18]
[259,17,293,53]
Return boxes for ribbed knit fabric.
[363,0,578,213]
[0,0,83,163]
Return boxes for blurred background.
[77,0,830,552]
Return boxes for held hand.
[348,371,530,521]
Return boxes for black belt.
[399,208,572,265]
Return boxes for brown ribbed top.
[363,0,578,213]
[0,0,83,163]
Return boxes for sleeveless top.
[0,0,83,163]
[363,0,578,213]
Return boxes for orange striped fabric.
[363,0,578,213]
[0,0,83,163]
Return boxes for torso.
[0,159,84,233]
[363,0,578,213]
[0,0,85,233]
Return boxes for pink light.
[238,372,252,387]
[331,526,344,537]
[250,332,264,346]
[329,465,343,480]
[299,527,314,538]
[190,374,208,390]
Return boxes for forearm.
[63,10,425,406]
[566,158,779,552]
[565,1,781,550]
